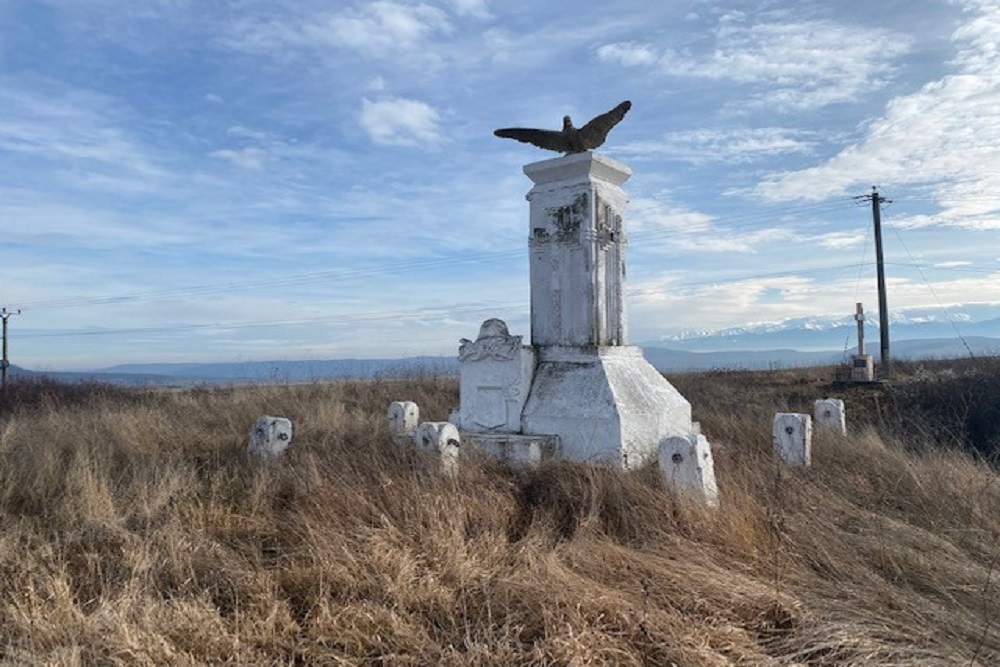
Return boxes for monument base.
[851,354,875,382]
[463,432,560,468]
[521,346,692,470]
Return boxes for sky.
[2,0,1000,370]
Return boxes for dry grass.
[0,367,997,665]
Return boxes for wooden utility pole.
[858,187,891,378]
[1,308,21,392]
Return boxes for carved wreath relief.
[458,317,523,362]
[544,192,587,244]
[595,195,623,248]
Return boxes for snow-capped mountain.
[649,303,1000,353]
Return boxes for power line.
[19,262,872,342]
[9,199,861,314]
[7,196,935,352]
[886,224,977,360]
[883,261,1000,276]
[12,249,525,311]
[19,300,531,340]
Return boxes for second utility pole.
[1,307,21,393]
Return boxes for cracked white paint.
[388,400,419,444]
[773,413,812,466]
[814,398,846,435]
[659,433,719,506]
[413,421,461,476]
[248,416,293,457]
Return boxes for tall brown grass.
[0,367,996,665]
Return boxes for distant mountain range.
[642,337,999,372]
[9,340,998,386]
[7,357,458,386]
[9,304,998,384]
[652,303,1000,353]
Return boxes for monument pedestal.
[456,151,695,470]
[521,346,691,468]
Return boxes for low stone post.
[249,416,293,457]
[773,413,812,466]
[658,433,719,506]
[413,422,461,476]
[813,398,847,435]
[388,401,419,445]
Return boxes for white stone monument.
[772,413,812,467]
[455,152,695,469]
[248,416,293,457]
[850,303,875,382]
[658,434,719,506]
[813,398,846,435]
[851,355,875,383]
[457,319,534,433]
[413,422,461,476]
[388,401,420,445]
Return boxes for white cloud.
[754,1,1000,230]
[619,127,820,164]
[597,17,910,111]
[0,85,157,175]
[951,0,1000,73]
[223,2,452,61]
[210,147,266,170]
[226,125,271,142]
[321,1,451,55]
[451,0,491,19]
[359,96,442,146]
[596,42,658,67]
[815,231,865,249]
[627,269,1000,334]
[629,195,802,254]
[890,210,1000,231]
[933,260,972,268]
[630,196,714,234]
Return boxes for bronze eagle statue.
[493,101,632,153]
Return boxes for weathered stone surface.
[457,319,534,433]
[388,401,419,444]
[658,433,718,506]
[851,354,875,382]
[814,398,847,435]
[773,413,812,467]
[248,416,293,457]
[413,422,461,476]
[525,152,630,347]
[520,346,692,469]
[464,432,559,468]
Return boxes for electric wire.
[11,198,860,313]
[886,221,977,359]
[19,262,870,341]
[14,195,994,347]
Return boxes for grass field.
[0,360,996,665]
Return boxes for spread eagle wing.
[578,100,632,150]
[493,127,571,153]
